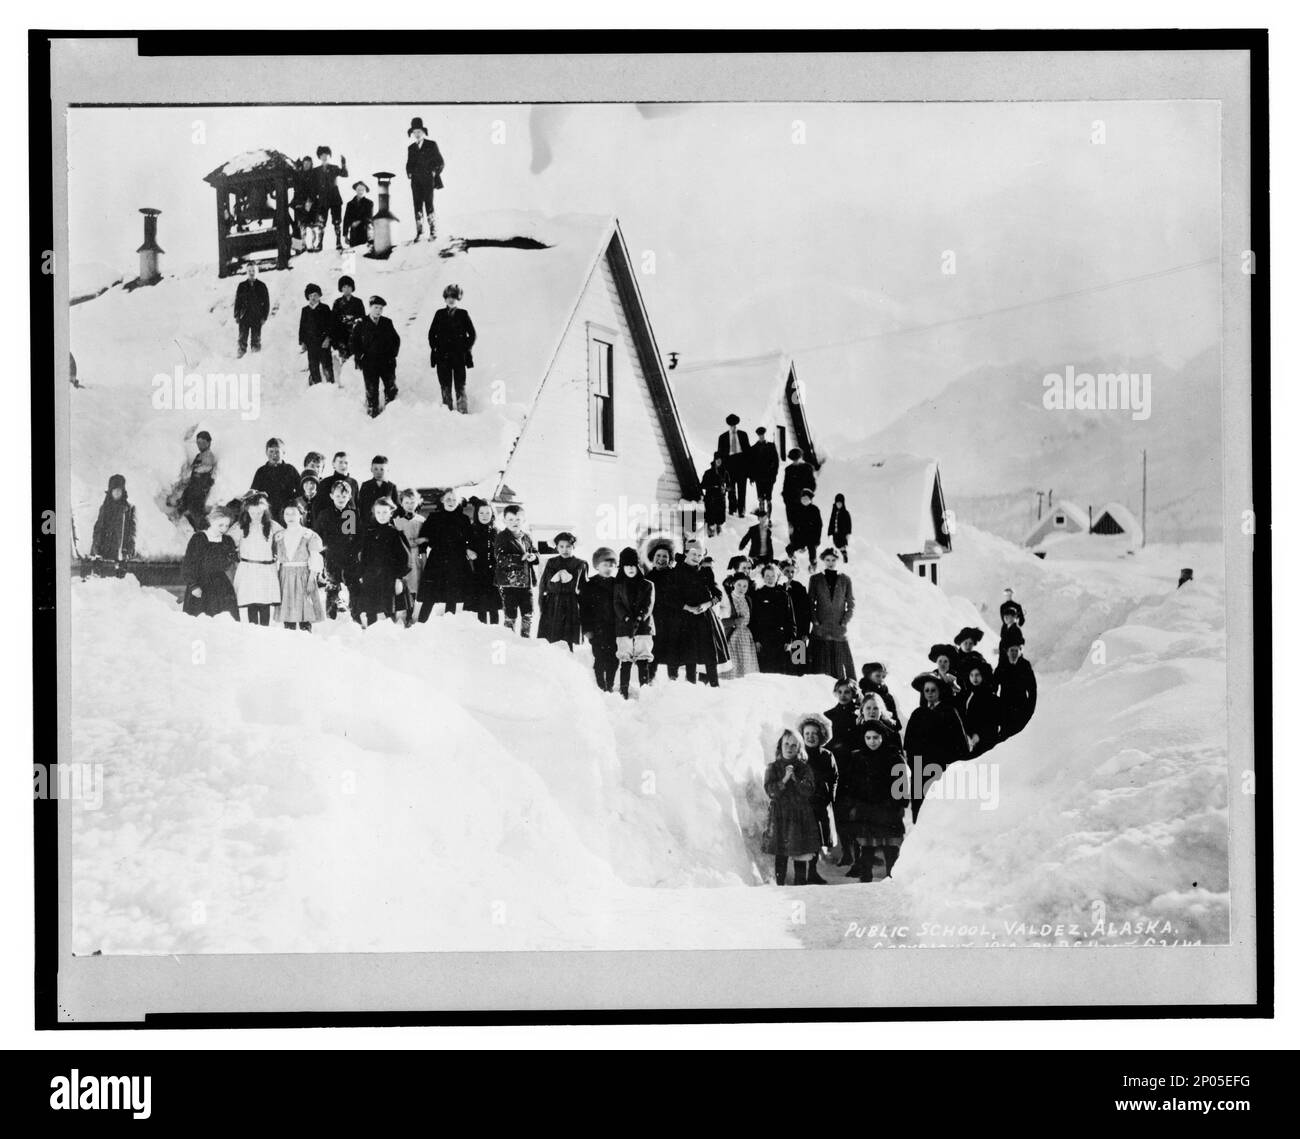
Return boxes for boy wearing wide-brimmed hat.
[405,116,445,241]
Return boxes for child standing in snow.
[393,489,425,627]
[314,480,359,620]
[177,430,217,532]
[352,497,411,627]
[580,547,619,692]
[723,572,760,678]
[827,492,852,562]
[468,502,502,624]
[538,531,587,648]
[417,488,473,620]
[88,473,137,576]
[493,505,539,636]
[799,713,837,884]
[613,547,655,699]
[180,504,238,618]
[853,721,907,880]
[299,473,321,530]
[230,490,282,625]
[998,598,1026,663]
[273,498,325,631]
[808,547,855,680]
[701,453,727,536]
[762,730,822,886]
[859,661,901,725]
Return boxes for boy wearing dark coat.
[342,182,373,248]
[351,296,401,417]
[748,426,780,515]
[298,283,335,385]
[493,505,539,636]
[780,447,816,530]
[331,275,365,364]
[249,438,302,526]
[993,644,1037,739]
[580,547,619,692]
[716,413,750,516]
[311,146,348,251]
[88,473,137,575]
[314,481,359,619]
[538,531,587,648]
[356,455,399,522]
[738,508,777,562]
[318,452,360,506]
[405,117,445,240]
[612,546,655,698]
[427,283,477,414]
[233,261,270,357]
[177,430,217,532]
[749,561,797,673]
[352,497,410,626]
[787,488,823,569]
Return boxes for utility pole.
[1141,448,1148,547]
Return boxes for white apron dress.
[273,526,325,622]
[232,520,283,606]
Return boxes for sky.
[67,100,1221,433]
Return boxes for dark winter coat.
[828,503,852,546]
[314,501,360,580]
[780,460,816,505]
[861,716,903,754]
[749,584,795,658]
[998,622,1026,662]
[357,479,399,523]
[993,656,1037,737]
[646,565,681,665]
[464,522,500,613]
[312,160,348,208]
[904,701,969,770]
[352,521,410,617]
[785,580,811,638]
[352,314,401,367]
[234,277,270,325]
[789,501,823,553]
[331,294,365,347]
[955,649,991,685]
[701,466,727,526]
[824,703,863,759]
[962,684,1001,756]
[841,740,907,841]
[673,562,722,665]
[427,306,477,369]
[716,427,751,463]
[493,528,538,590]
[406,138,445,188]
[90,494,136,561]
[538,554,588,644]
[343,196,373,246]
[250,461,302,525]
[806,744,838,848]
[761,757,821,857]
[738,523,776,562]
[579,574,618,645]
[318,473,361,506]
[809,570,854,642]
[418,507,473,603]
[748,439,780,487]
[298,302,332,349]
[181,532,238,617]
[613,572,655,638]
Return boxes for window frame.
[586,323,618,456]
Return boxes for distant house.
[670,351,821,473]
[851,453,952,585]
[1023,500,1091,548]
[426,213,703,545]
[1091,501,1142,544]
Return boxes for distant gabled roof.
[671,351,819,468]
[847,452,949,556]
[1094,501,1142,538]
[203,149,297,184]
[1023,499,1091,546]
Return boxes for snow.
[69,211,615,556]
[204,149,295,181]
[818,452,945,558]
[670,353,791,463]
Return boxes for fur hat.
[796,712,833,746]
[955,626,985,646]
[618,546,640,568]
[928,643,958,665]
[107,473,126,492]
[316,145,332,158]
[408,116,427,136]
[304,283,322,299]
[591,546,617,567]
[641,532,678,565]
[338,275,355,291]
[861,661,885,677]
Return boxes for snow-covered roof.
[841,452,948,556]
[671,352,814,468]
[1094,501,1141,536]
[1024,499,1090,545]
[204,149,297,183]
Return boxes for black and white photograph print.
[42,38,1262,1015]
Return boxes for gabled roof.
[1023,499,1091,545]
[1094,501,1142,537]
[203,149,297,184]
[846,453,949,556]
[670,351,818,468]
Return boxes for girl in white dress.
[231,490,282,625]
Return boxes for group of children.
[761,603,1037,886]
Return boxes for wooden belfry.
[203,149,295,278]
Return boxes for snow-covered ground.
[69,536,1228,954]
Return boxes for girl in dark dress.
[352,498,412,626]
[181,505,238,618]
[88,473,137,577]
[761,730,822,885]
[701,454,727,536]
[537,531,587,648]
[827,493,852,562]
[467,502,503,624]
[643,538,680,681]
[904,673,970,821]
[798,713,837,885]
[417,489,473,621]
[612,546,655,698]
[854,721,907,880]
[672,540,723,685]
